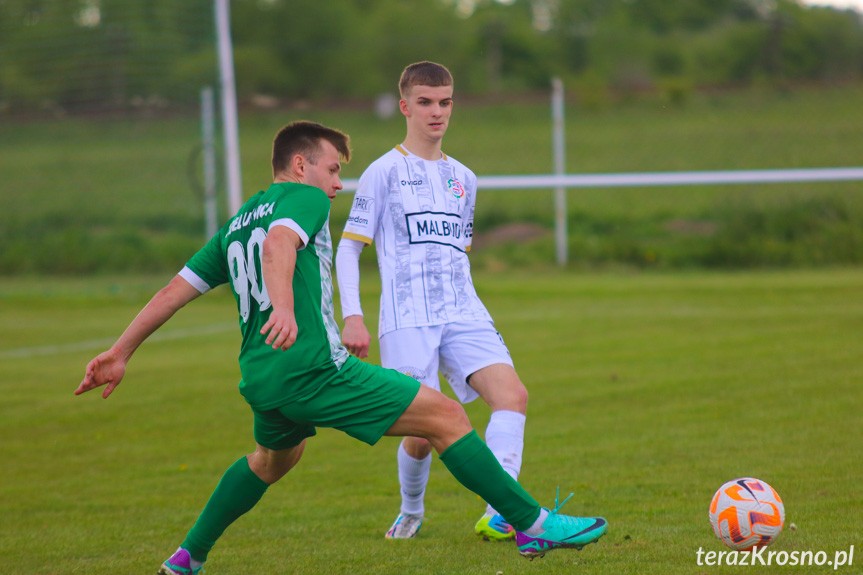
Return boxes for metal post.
[551,77,567,266]
[201,87,218,239]
[215,0,242,215]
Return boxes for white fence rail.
[475,168,863,189]
[338,166,863,265]
[341,167,863,194]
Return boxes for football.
[709,478,785,551]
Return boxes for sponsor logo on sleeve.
[347,215,369,226]
[352,196,374,213]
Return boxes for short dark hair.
[272,121,351,176]
[399,61,453,99]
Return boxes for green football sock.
[181,456,269,562]
[439,430,541,532]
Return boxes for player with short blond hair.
[337,62,578,545]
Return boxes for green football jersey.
[180,182,349,409]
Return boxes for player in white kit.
[336,62,529,541]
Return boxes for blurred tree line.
[1,0,862,115]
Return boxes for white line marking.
[0,322,236,360]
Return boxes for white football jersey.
[342,145,492,336]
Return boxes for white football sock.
[397,440,432,516]
[524,508,550,535]
[484,410,526,516]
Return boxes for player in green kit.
[75,121,606,574]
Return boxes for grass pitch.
[1,268,861,574]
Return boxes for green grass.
[1,268,861,574]
[2,84,863,272]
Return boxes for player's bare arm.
[74,275,202,398]
[259,225,302,351]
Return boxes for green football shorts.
[252,356,422,450]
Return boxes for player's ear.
[399,99,410,117]
[291,153,306,177]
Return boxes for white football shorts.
[379,320,513,404]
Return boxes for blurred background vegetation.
[3,0,862,110]
[1,0,862,273]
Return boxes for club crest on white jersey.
[448,178,465,198]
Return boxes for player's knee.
[404,435,433,458]
[489,376,528,413]
[251,440,305,484]
[439,396,471,433]
[495,369,528,411]
[512,381,528,411]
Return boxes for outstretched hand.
[75,348,127,399]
